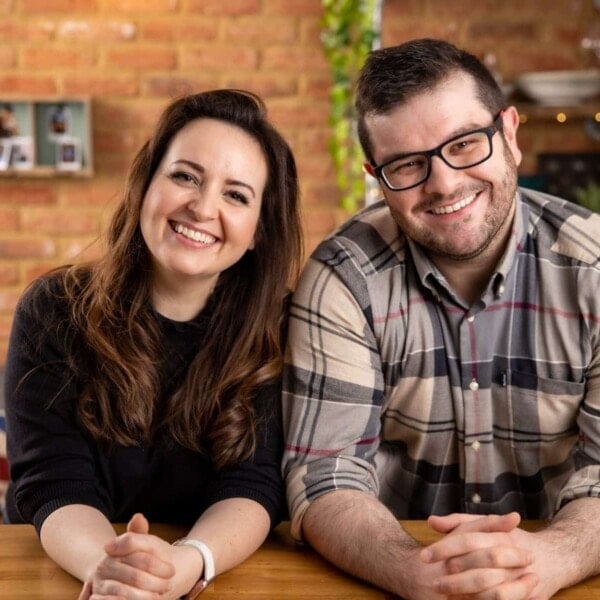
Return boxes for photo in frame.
[56,136,82,171]
[0,138,11,170]
[9,136,34,170]
[46,103,72,141]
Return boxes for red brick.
[0,184,57,206]
[302,183,341,207]
[0,209,18,231]
[0,21,55,41]
[62,180,121,207]
[268,102,329,128]
[106,47,176,70]
[143,76,220,98]
[94,130,140,153]
[383,20,460,46]
[22,47,97,69]
[224,18,297,44]
[302,208,339,236]
[187,0,260,16]
[0,45,15,68]
[263,46,328,71]
[0,289,22,311]
[181,46,258,71]
[468,21,537,42]
[60,237,103,261]
[0,238,56,259]
[0,76,57,95]
[62,76,139,97]
[140,19,219,42]
[0,313,14,338]
[297,154,334,179]
[0,264,19,286]
[264,0,322,16]
[93,100,163,130]
[104,0,178,11]
[22,0,98,12]
[24,262,60,282]
[57,20,137,41]
[304,75,334,99]
[222,75,298,98]
[21,209,98,235]
[0,340,7,368]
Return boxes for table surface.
[1,521,599,598]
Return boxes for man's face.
[365,72,522,263]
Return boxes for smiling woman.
[4,90,303,599]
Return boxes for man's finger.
[429,512,521,535]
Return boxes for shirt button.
[469,380,479,391]
[467,315,475,323]
[471,440,481,451]
[472,493,481,504]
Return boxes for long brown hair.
[60,90,303,469]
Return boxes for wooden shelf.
[0,96,93,177]
[514,101,600,122]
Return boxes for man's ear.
[363,162,376,177]
[500,105,522,167]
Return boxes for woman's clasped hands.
[78,513,194,600]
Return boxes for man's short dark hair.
[356,38,506,164]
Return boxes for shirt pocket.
[497,371,584,462]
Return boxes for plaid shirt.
[282,188,600,540]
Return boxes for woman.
[5,90,303,599]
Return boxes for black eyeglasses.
[372,112,504,192]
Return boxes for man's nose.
[422,156,464,195]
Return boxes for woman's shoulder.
[16,266,89,322]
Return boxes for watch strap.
[173,538,215,598]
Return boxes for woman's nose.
[186,191,218,220]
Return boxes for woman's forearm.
[39,504,116,582]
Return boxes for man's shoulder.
[520,187,600,266]
[311,200,407,277]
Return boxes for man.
[282,38,600,599]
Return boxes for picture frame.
[9,136,34,170]
[56,136,82,171]
[0,138,11,170]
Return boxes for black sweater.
[5,274,285,533]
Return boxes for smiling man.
[283,39,600,600]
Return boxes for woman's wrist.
[170,543,205,598]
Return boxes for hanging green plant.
[321,0,380,212]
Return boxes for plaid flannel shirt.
[282,188,600,540]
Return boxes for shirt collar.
[406,190,527,303]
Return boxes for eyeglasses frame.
[372,111,506,192]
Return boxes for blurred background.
[0,0,599,376]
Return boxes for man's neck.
[429,203,516,305]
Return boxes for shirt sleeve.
[556,301,600,510]
[282,252,384,540]
[199,379,286,529]
[5,278,112,533]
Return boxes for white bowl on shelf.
[515,69,600,105]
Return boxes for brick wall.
[0,0,598,367]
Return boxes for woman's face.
[140,118,267,315]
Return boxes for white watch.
[173,538,215,598]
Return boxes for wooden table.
[1,521,599,598]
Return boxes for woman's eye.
[170,171,197,184]
[227,190,249,205]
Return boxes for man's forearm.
[302,489,441,599]
[541,497,600,592]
